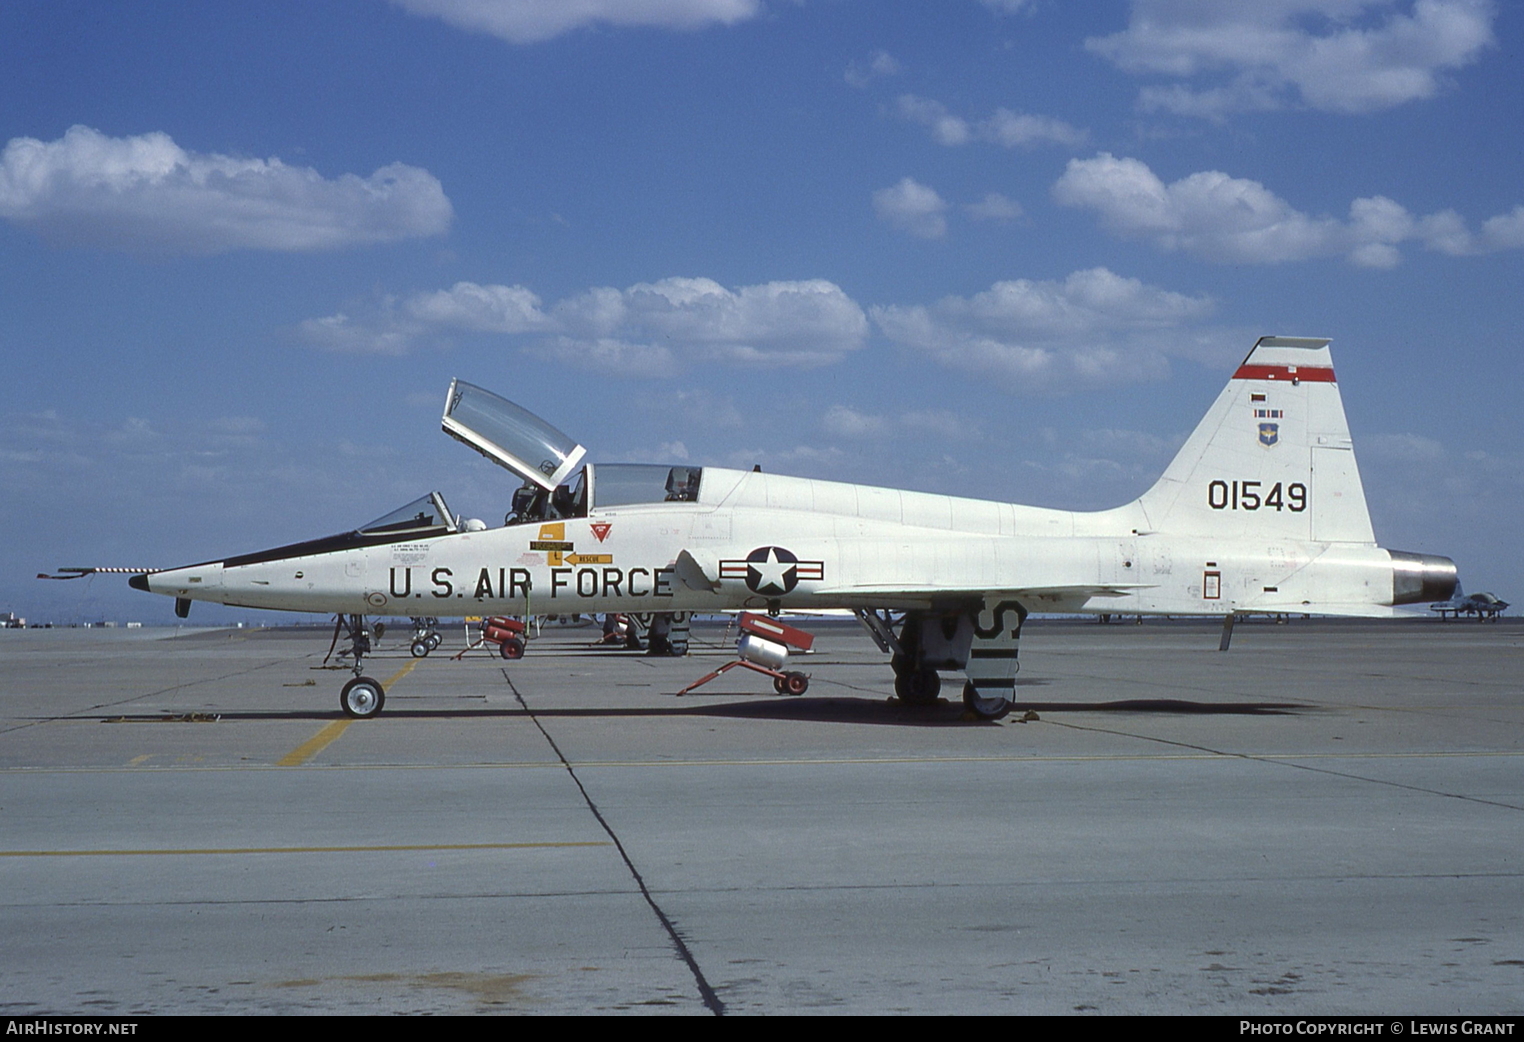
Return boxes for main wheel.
[894,668,941,705]
[410,639,430,658]
[500,637,525,660]
[783,671,809,695]
[340,677,386,719]
[962,681,1012,721]
[425,633,442,651]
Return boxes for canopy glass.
[442,379,586,490]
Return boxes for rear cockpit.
[504,463,705,525]
[442,378,703,526]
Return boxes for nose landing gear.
[327,613,387,719]
[340,675,385,718]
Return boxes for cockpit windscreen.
[358,492,457,536]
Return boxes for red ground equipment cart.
[677,613,814,696]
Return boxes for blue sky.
[3,0,1519,624]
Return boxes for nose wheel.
[340,676,386,719]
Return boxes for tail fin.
[1136,337,1375,544]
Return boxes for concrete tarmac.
[1,616,1521,1015]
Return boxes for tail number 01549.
[1208,480,1306,512]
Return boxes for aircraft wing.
[811,584,1425,619]
[675,551,1148,609]
[806,583,1154,612]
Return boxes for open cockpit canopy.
[443,380,706,525]
[443,379,586,491]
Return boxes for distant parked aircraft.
[1431,585,1508,620]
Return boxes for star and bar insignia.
[719,546,824,596]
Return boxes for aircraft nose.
[135,561,226,597]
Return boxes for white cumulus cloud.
[871,267,1220,392]
[845,49,901,88]
[873,177,948,239]
[549,277,868,368]
[821,405,971,442]
[966,192,1024,222]
[296,306,423,356]
[1088,0,1497,117]
[0,126,451,254]
[896,95,1086,148]
[602,277,867,366]
[407,282,553,332]
[1417,205,1524,255]
[388,0,760,44]
[302,276,869,368]
[1054,152,1524,266]
[821,405,890,439]
[526,336,681,379]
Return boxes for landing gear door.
[442,379,587,491]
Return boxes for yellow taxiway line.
[276,658,422,767]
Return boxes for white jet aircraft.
[122,336,1456,719]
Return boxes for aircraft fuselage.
[139,467,1424,620]
[120,337,1460,720]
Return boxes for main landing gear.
[891,659,941,707]
[621,612,691,656]
[409,616,443,658]
[869,602,1026,721]
[327,613,386,719]
[960,681,1012,721]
